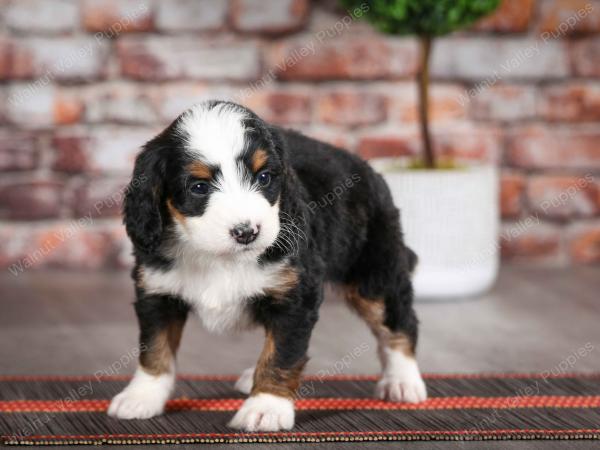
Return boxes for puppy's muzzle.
[230,222,260,245]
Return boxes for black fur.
[124,101,419,390]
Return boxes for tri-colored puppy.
[108,100,427,431]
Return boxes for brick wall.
[1,0,599,273]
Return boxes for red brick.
[568,221,600,264]
[84,83,159,124]
[357,126,501,162]
[435,126,502,163]
[71,178,129,218]
[52,135,91,174]
[2,38,110,82]
[475,0,535,32]
[0,222,128,272]
[118,37,260,81]
[0,225,42,272]
[389,84,468,123]
[317,91,386,126]
[32,38,109,81]
[500,172,526,218]
[0,90,5,124]
[306,3,373,36]
[508,126,600,170]
[244,91,312,125]
[357,133,417,160]
[156,0,228,32]
[54,96,84,125]
[231,0,309,34]
[6,86,83,129]
[0,38,34,80]
[4,0,78,33]
[500,222,563,263]
[572,38,600,77]
[299,126,352,149]
[528,175,598,219]
[470,85,536,121]
[156,83,218,122]
[432,38,569,80]
[269,36,417,81]
[0,226,28,272]
[86,127,157,174]
[0,181,64,220]
[0,132,38,171]
[113,226,134,268]
[44,225,126,269]
[82,0,153,33]
[539,0,600,34]
[538,83,600,122]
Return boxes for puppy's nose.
[230,222,259,245]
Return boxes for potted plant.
[341,0,501,299]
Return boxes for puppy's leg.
[345,283,427,403]
[228,329,305,431]
[108,294,188,419]
[229,312,315,431]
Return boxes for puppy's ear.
[267,125,305,215]
[267,125,289,169]
[123,142,166,254]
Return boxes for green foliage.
[341,0,500,36]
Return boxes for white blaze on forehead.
[172,102,280,256]
[178,102,250,184]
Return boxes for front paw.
[108,389,167,419]
[376,373,427,403]
[107,368,174,420]
[228,393,294,432]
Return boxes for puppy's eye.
[257,170,272,187]
[190,181,210,195]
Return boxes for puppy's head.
[124,101,285,257]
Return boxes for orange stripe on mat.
[3,396,600,413]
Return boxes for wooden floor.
[1,266,599,449]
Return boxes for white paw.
[234,367,255,395]
[376,349,427,403]
[107,367,174,420]
[376,374,427,403]
[108,389,167,419]
[228,393,294,432]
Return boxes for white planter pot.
[371,160,500,300]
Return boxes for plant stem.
[417,35,435,169]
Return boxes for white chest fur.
[141,257,287,334]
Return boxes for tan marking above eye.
[187,161,212,179]
[252,149,269,173]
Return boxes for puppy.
[108,100,426,432]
